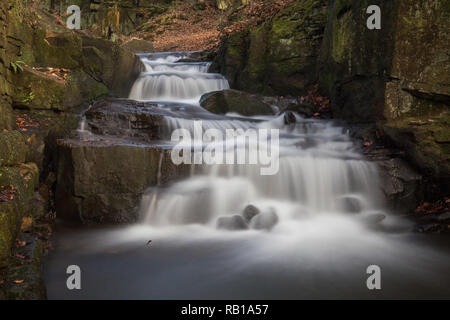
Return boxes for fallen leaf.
[21,217,33,232]
[13,280,24,284]
[16,239,27,247]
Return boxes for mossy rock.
[11,67,66,111]
[0,131,28,167]
[213,0,327,96]
[0,163,39,266]
[200,90,274,116]
[0,99,15,131]
[81,36,143,97]
[379,111,450,195]
[0,201,20,267]
[0,164,39,203]
[0,234,47,300]
[55,140,178,224]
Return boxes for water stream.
[44,52,450,299]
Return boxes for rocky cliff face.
[213,0,328,96]
[214,0,449,198]
[0,0,145,298]
[318,0,449,196]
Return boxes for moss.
[12,68,66,111]
[0,131,28,167]
[0,202,19,267]
[331,10,353,64]
[0,99,15,131]
[381,111,450,185]
[0,164,39,204]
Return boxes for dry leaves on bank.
[0,185,16,202]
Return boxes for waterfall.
[130,52,386,229]
[45,51,450,300]
[129,52,229,103]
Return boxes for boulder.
[360,213,386,226]
[200,90,274,116]
[284,111,297,125]
[249,208,279,231]
[377,158,423,214]
[11,67,66,111]
[81,36,144,97]
[85,99,166,141]
[379,114,449,199]
[242,204,260,223]
[217,215,248,231]
[55,139,189,224]
[336,195,363,214]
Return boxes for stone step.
[55,138,190,224]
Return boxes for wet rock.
[361,213,386,226]
[284,111,297,125]
[336,196,363,214]
[242,205,260,223]
[85,99,166,141]
[200,90,274,116]
[55,139,189,224]
[217,215,248,231]
[438,212,450,222]
[414,223,442,234]
[377,158,422,214]
[250,208,279,231]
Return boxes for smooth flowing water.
[45,52,450,299]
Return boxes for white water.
[132,52,386,228]
[45,51,450,299]
[129,52,229,103]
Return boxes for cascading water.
[45,51,450,300]
[133,52,385,229]
[129,52,229,103]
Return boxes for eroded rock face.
[319,0,449,122]
[85,99,166,140]
[55,139,189,224]
[200,90,274,116]
[379,115,450,198]
[55,98,193,224]
[212,0,328,96]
